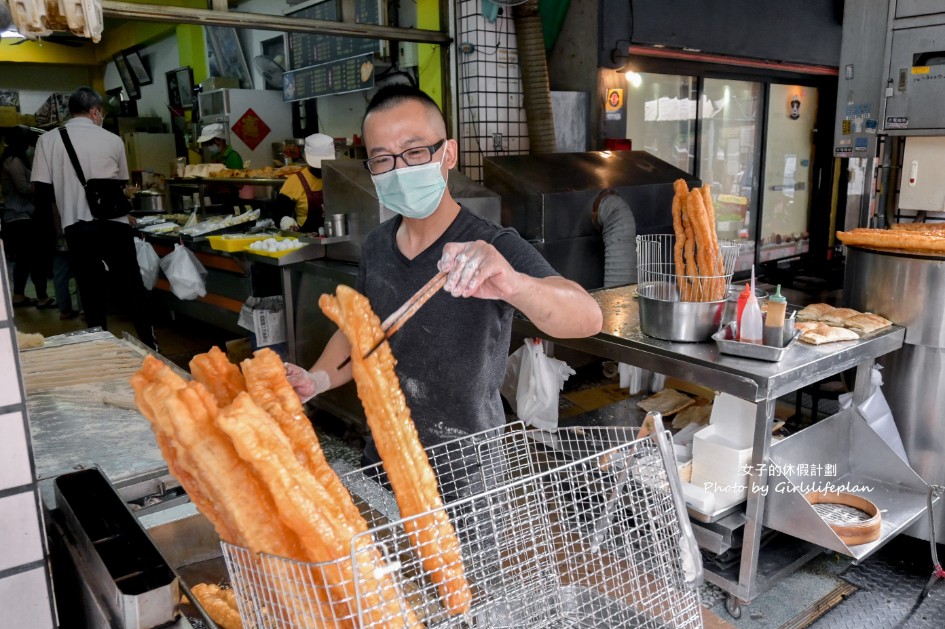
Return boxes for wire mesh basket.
[637,234,740,303]
[221,419,703,628]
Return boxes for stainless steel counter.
[515,285,905,404]
[513,284,909,615]
[24,331,176,509]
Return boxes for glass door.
[759,84,818,263]
[698,78,763,273]
[625,72,697,173]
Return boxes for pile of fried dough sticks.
[671,178,726,302]
[132,285,472,628]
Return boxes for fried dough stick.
[241,349,366,532]
[216,393,419,628]
[700,185,725,301]
[131,357,235,543]
[686,189,716,302]
[680,200,699,302]
[320,285,473,616]
[190,584,243,629]
[672,179,690,300]
[190,346,246,407]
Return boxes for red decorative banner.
[231,108,271,151]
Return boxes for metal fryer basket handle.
[651,412,705,589]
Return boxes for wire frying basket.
[637,234,740,303]
[221,418,703,628]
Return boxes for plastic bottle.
[764,284,787,347]
[739,266,763,344]
[735,284,752,329]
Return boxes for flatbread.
[799,324,859,345]
[795,321,823,333]
[844,312,892,334]
[638,388,694,417]
[820,307,861,326]
[797,303,836,321]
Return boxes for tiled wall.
[0,247,55,627]
[455,1,530,183]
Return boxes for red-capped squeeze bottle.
[736,283,752,330]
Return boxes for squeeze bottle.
[739,266,763,344]
[764,284,787,347]
[735,284,752,329]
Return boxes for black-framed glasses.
[363,139,445,175]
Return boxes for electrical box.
[398,42,419,68]
[884,20,945,132]
[898,136,945,211]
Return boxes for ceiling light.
[625,70,642,87]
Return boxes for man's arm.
[284,329,354,401]
[438,240,603,339]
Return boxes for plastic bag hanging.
[508,338,574,432]
[134,237,160,290]
[159,243,207,300]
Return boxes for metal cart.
[514,285,927,618]
[222,420,704,628]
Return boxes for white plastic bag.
[838,365,908,463]
[159,243,207,300]
[134,237,160,290]
[505,338,574,431]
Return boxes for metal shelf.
[512,283,910,607]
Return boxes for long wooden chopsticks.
[335,271,448,370]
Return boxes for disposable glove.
[284,362,330,403]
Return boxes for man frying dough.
[286,85,602,465]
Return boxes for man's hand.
[284,363,331,403]
[438,240,522,300]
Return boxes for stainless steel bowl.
[637,282,726,342]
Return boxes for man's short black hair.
[362,84,442,133]
[68,87,103,116]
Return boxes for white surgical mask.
[207,144,221,156]
[371,155,446,219]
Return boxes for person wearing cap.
[197,123,243,169]
[273,133,335,233]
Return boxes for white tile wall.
[0,567,54,629]
[0,412,32,491]
[0,492,44,573]
[0,330,21,408]
[0,243,54,626]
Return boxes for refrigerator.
[123,132,178,178]
[197,88,294,169]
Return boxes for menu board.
[286,0,381,71]
[283,53,375,102]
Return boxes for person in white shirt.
[31,87,156,350]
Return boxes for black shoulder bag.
[60,127,132,220]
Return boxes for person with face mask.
[272,133,335,232]
[284,84,602,466]
[197,123,243,169]
[31,86,157,350]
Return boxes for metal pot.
[133,191,164,213]
[637,282,726,342]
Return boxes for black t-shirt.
[356,207,557,462]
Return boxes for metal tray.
[712,322,800,362]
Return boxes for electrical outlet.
[398,42,419,67]
[492,132,503,150]
[460,42,475,55]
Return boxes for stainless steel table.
[514,285,909,617]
